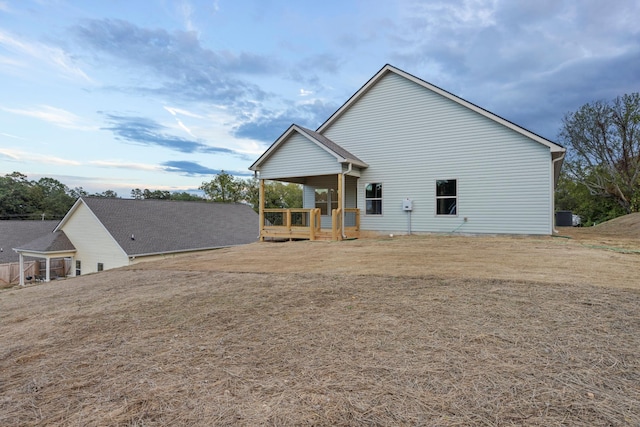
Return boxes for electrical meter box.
[402,198,413,211]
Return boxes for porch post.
[337,173,343,241]
[45,257,51,282]
[259,179,265,242]
[19,252,25,286]
[70,256,76,277]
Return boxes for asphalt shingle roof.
[14,230,75,253]
[0,221,59,263]
[75,197,259,256]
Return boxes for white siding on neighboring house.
[323,72,554,235]
[259,133,343,180]
[59,202,129,274]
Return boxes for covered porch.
[13,230,77,286]
[257,173,361,241]
[250,124,368,242]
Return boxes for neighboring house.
[0,221,60,285]
[250,64,566,240]
[0,221,58,264]
[13,197,258,285]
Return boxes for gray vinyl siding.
[303,175,359,228]
[323,72,553,235]
[259,133,342,180]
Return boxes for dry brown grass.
[1,222,639,426]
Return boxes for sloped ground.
[1,232,639,426]
[591,212,640,236]
[558,212,640,252]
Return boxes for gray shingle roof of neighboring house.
[0,220,59,263]
[14,230,75,253]
[57,197,259,256]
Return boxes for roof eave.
[339,158,369,168]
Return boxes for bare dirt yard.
[1,216,639,426]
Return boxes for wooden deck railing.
[262,208,322,240]
[261,208,360,241]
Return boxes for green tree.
[69,187,89,199]
[265,181,302,208]
[131,188,144,199]
[30,177,75,219]
[0,172,35,219]
[559,93,640,214]
[170,191,204,201]
[242,178,303,212]
[243,177,260,209]
[143,189,171,199]
[90,190,118,198]
[199,171,242,202]
[555,171,625,225]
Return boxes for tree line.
[0,171,302,220]
[2,93,638,225]
[556,92,640,225]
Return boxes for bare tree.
[560,93,640,213]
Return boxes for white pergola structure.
[13,231,76,286]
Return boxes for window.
[365,183,382,215]
[436,180,457,215]
[315,188,338,215]
[97,263,104,272]
[75,260,81,276]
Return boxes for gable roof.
[14,230,75,254]
[249,124,368,171]
[55,197,258,257]
[0,220,59,263]
[317,64,565,153]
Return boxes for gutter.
[551,152,566,234]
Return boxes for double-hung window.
[436,179,457,215]
[365,183,383,215]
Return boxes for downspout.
[551,152,566,234]
[342,163,352,239]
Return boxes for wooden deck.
[260,208,360,241]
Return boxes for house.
[249,64,566,240]
[0,221,59,264]
[13,197,258,285]
[0,220,60,285]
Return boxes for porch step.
[314,231,334,241]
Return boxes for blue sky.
[1,0,639,196]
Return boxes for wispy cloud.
[88,160,164,172]
[162,160,252,177]
[71,19,274,106]
[0,147,81,166]
[0,105,95,130]
[101,113,252,159]
[0,148,20,160]
[163,106,203,119]
[0,132,28,141]
[233,99,338,142]
[0,29,93,82]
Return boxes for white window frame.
[435,179,458,216]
